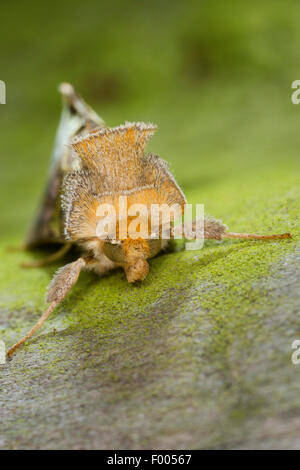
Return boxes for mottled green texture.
[1,0,300,450]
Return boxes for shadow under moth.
[7,83,291,357]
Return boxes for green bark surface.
[1,0,300,449]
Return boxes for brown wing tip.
[58,82,76,99]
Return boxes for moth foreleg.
[7,257,86,357]
[172,217,227,241]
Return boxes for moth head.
[101,238,150,282]
[102,236,165,282]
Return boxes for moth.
[7,83,291,357]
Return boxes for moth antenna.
[6,301,58,357]
[179,218,292,241]
[223,232,292,240]
[7,257,86,357]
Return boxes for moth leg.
[6,244,28,252]
[21,243,72,268]
[173,217,227,240]
[7,257,86,357]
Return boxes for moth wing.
[25,83,105,249]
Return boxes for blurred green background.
[1,0,300,450]
[1,0,299,240]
